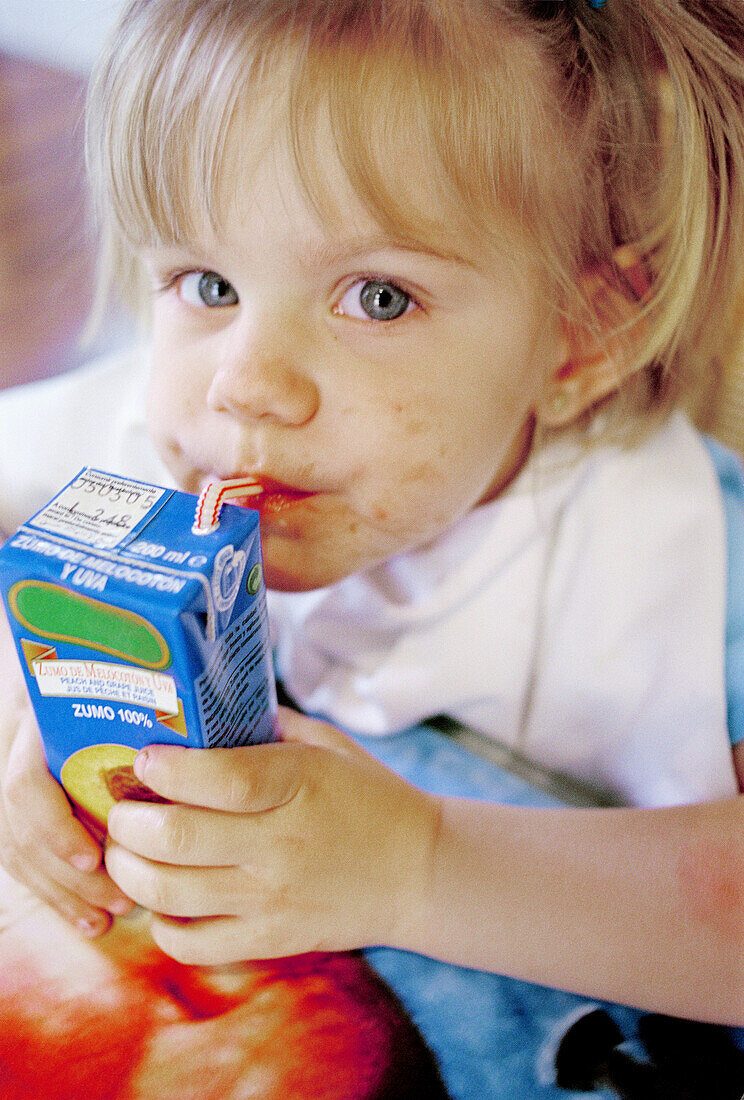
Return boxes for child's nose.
[207,328,320,426]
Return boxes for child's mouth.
[193,476,316,533]
[235,485,315,517]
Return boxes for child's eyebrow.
[297,234,471,273]
[143,234,473,276]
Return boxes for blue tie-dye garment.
[357,724,744,1099]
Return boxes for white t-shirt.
[0,347,738,807]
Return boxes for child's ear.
[535,247,650,430]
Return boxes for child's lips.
[232,479,316,517]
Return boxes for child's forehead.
[215,99,477,256]
[106,7,566,280]
[139,75,496,273]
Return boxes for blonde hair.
[86,0,744,441]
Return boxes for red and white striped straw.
[192,477,262,534]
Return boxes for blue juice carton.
[0,468,276,838]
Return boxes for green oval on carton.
[8,581,170,670]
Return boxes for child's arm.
[0,604,134,933]
[104,707,744,1025]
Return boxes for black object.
[553,1009,744,1098]
[554,1008,625,1090]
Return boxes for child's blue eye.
[179,271,239,308]
[337,279,413,321]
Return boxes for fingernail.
[70,852,98,872]
[77,917,102,937]
[133,749,148,781]
[108,897,134,916]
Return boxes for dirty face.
[144,126,565,591]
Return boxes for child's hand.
[0,703,137,935]
[0,611,135,935]
[104,706,440,966]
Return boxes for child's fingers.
[273,705,360,753]
[0,807,135,932]
[0,710,136,926]
[149,914,273,968]
[0,629,134,932]
[26,869,114,937]
[107,802,246,865]
[132,740,309,812]
[130,709,364,812]
[107,790,326,868]
[105,841,240,917]
[3,709,102,871]
[0,789,119,936]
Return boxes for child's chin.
[261,544,361,593]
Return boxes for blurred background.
[0,1,130,391]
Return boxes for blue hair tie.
[544,0,608,8]
[542,0,608,10]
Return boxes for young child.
[1,0,744,1024]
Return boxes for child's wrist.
[384,790,443,955]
